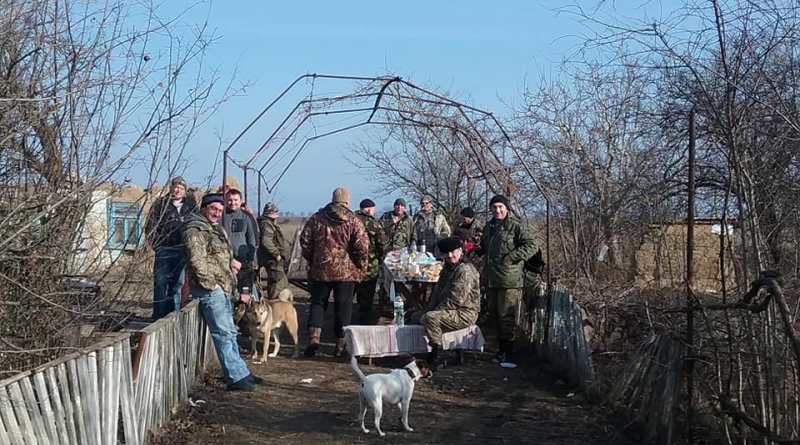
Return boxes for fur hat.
[437,236,462,254]
[332,186,351,204]
[359,198,376,209]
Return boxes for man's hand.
[231,259,242,274]
[503,256,514,266]
[239,292,252,305]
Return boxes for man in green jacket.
[257,202,288,300]
[480,194,537,369]
[354,199,385,324]
[380,198,414,252]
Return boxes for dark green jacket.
[257,217,285,272]
[480,216,537,289]
[355,210,386,280]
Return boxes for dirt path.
[152,345,633,445]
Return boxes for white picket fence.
[0,300,211,445]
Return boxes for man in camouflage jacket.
[420,236,481,369]
[412,195,451,256]
[257,202,288,300]
[480,194,538,369]
[380,198,414,252]
[183,193,261,391]
[354,199,385,324]
[300,186,369,357]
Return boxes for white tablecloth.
[344,324,485,358]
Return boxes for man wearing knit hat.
[183,192,262,391]
[354,198,385,324]
[457,206,479,241]
[257,202,288,300]
[415,236,481,370]
[380,198,414,252]
[480,194,537,369]
[300,186,369,357]
[144,176,198,320]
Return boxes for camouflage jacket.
[355,210,385,279]
[300,203,369,282]
[412,211,451,254]
[257,216,285,272]
[379,211,414,252]
[182,214,237,298]
[430,260,481,324]
[480,216,537,289]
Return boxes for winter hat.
[489,194,510,208]
[394,198,407,207]
[332,186,351,204]
[359,198,376,209]
[262,202,279,215]
[170,176,187,189]
[460,207,475,218]
[437,236,462,254]
[201,193,224,208]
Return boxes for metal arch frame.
[221,73,553,285]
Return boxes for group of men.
[145,176,285,391]
[299,189,541,370]
[144,175,542,391]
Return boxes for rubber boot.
[428,343,441,371]
[333,337,346,357]
[304,327,322,357]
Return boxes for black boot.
[427,343,441,370]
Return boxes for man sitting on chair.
[421,236,481,369]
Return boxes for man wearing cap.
[354,199,385,324]
[300,186,369,357]
[183,193,262,391]
[144,176,198,320]
[380,198,414,252]
[257,202,288,300]
[458,207,478,240]
[412,195,451,256]
[221,180,260,300]
[481,194,538,369]
[420,236,481,369]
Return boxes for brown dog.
[236,289,299,363]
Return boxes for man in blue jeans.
[144,176,197,320]
[183,192,263,391]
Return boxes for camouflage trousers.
[486,288,522,342]
[260,266,288,300]
[420,309,474,346]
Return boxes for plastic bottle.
[394,297,405,327]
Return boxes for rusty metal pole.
[258,174,262,214]
[243,168,249,206]
[686,108,696,445]
[222,151,229,226]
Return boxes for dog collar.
[404,367,418,380]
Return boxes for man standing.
[222,183,259,300]
[380,198,414,252]
[145,176,197,320]
[257,202,288,300]
[183,193,262,391]
[481,194,537,369]
[354,199,385,324]
[412,195,451,256]
[457,207,478,240]
[420,237,481,369]
[300,187,369,357]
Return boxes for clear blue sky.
[148,0,654,213]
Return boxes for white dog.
[350,355,432,436]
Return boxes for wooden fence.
[0,300,211,444]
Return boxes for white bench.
[344,324,484,358]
